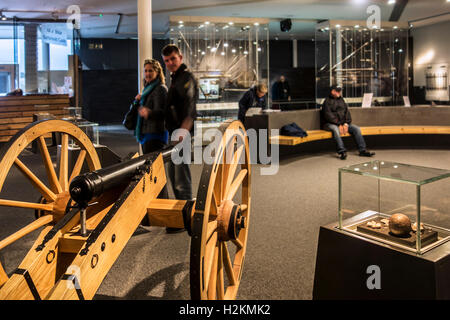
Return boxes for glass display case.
[338,160,450,254]
[169,16,269,134]
[316,20,409,107]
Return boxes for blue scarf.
[135,79,168,145]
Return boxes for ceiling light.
[388,0,396,4]
[178,21,183,24]
[205,21,210,25]
[228,22,234,25]
[0,12,6,21]
[254,22,259,26]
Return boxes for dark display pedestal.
[313,215,450,300]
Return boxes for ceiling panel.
[0,0,448,39]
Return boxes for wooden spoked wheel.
[0,120,101,285]
[190,120,251,300]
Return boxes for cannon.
[0,119,251,300]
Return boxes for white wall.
[412,20,450,87]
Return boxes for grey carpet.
[0,126,449,299]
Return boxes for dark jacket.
[123,83,168,134]
[238,86,267,124]
[166,64,198,134]
[321,95,352,127]
[276,81,290,100]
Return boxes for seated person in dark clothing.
[321,85,375,160]
[238,82,268,125]
[6,89,23,96]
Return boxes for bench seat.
[270,125,450,146]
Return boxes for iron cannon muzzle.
[69,145,177,205]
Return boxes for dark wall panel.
[269,40,315,101]
[82,70,137,124]
[77,38,170,124]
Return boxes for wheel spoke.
[217,243,225,299]
[225,169,248,201]
[210,191,219,217]
[222,242,236,285]
[14,158,57,202]
[206,221,217,243]
[0,215,54,251]
[214,163,224,202]
[204,236,218,296]
[232,239,243,250]
[207,244,219,300]
[0,262,7,286]
[225,145,244,191]
[38,136,62,194]
[221,137,236,201]
[69,149,86,183]
[59,133,69,191]
[0,199,54,211]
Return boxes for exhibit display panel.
[338,160,450,254]
[316,20,409,107]
[169,16,269,130]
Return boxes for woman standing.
[126,58,168,153]
[124,59,169,226]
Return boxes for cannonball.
[389,213,412,237]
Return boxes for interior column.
[137,0,152,92]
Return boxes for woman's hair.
[256,82,268,94]
[143,58,165,84]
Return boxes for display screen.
[199,78,219,100]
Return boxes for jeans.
[324,123,366,153]
[167,162,192,200]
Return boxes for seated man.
[321,86,375,160]
[238,82,268,125]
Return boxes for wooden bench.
[270,125,450,146]
[0,95,70,142]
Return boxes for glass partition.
[0,20,73,95]
[316,20,409,107]
[169,16,269,130]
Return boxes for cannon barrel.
[69,145,176,205]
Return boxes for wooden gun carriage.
[0,119,251,300]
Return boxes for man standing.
[162,44,198,233]
[238,82,268,126]
[321,85,375,160]
[276,75,291,101]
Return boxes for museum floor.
[1,125,449,300]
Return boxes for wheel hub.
[217,200,246,241]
